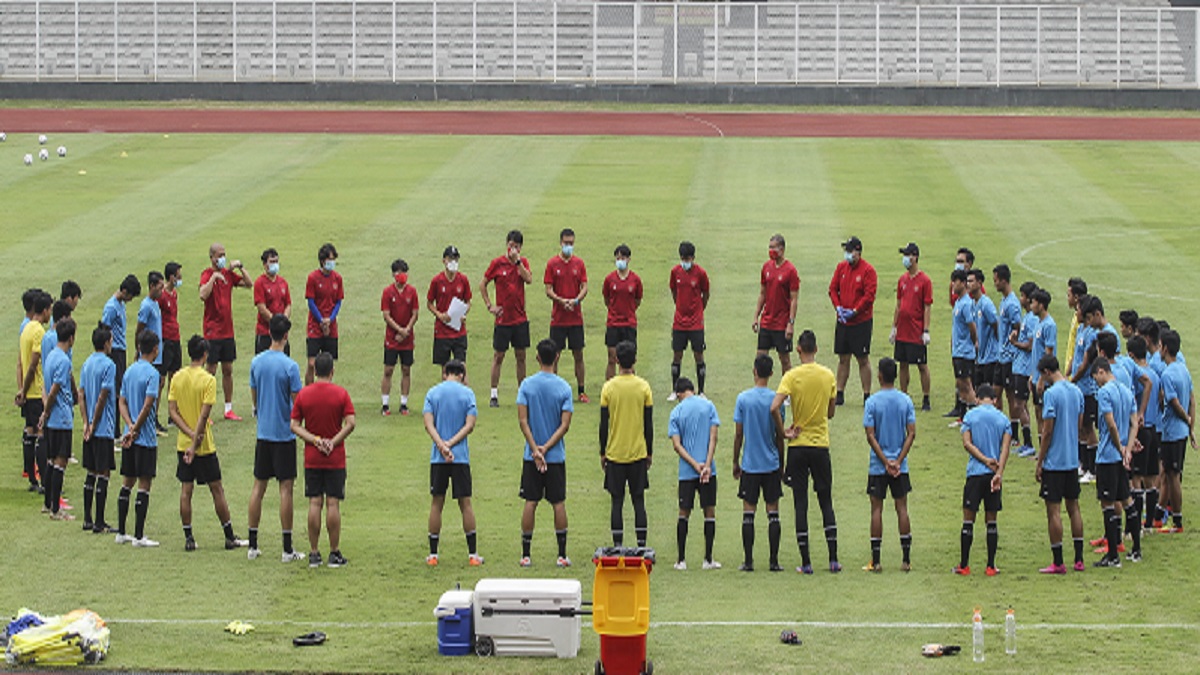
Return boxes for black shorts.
[605,326,638,349]
[1095,462,1131,503]
[893,340,926,365]
[110,349,127,395]
[1012,374,1031,401]
[784,446,833,495]
[834,319,872,356]
[176,452,222,485]
[1082,394,1098,431]
[679,477,719,510]
[604,458,648,497]
[206,338,237,364]
[256,334,291,356]
[1131,427,1160,477]
[549,325,585,352]
[1032,381,1045,408]
[120,443,158,479]
[757,328,792,354]
[305,468,346,500]
[307,336,339,360]
[974,362,1000,390]
[671,329,706,353]
[866,473,911,500]
[384,348,414,367]
[159,339,182,375]
[519,460,567,504]
[82,436,116,472]
[254,439,297,481]
[432,336,467,365]
[21,398,44,429]
[1039,469,1082,503]
[962,473,1002,513]
[493,322,531,353]
[998,362,1014,390]
[44,427,73,460]
[1161,438,1187,474]
[737,471,782,505]
[953,357,975,381]
[430,463,472,499]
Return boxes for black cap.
[442,245,460,259]
[842,236,863,252]
[899,242,920,256]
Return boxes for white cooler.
[471,578,583,658]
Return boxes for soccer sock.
[381,394,390,407]
[39,442,51,510]
[1088,445,1098,474]
[796,531,810,567]
[1125,503,1141,554]
[1104,507,1120,560]
[1077,442,1088,472]
[676,517,688,563]
[1144,488,1160,527]
[1174,511,1183,529]
[466,530,477,556]
[22,433,36,484]
[985,522,998,568]
[83,473,96,523]
[767,512,780,566]
[429,533,440,556]
[224,402,233,415]
[900,533,912,565]
[248,528,258,550]
[825,525,839,563]
[960,521,974,568]
[183,525,193,542]
[578,385,585,396]
[704,518,716,563]
[696,363,707,394]
[632,494,648,547]
[50,465,65,514]
[870,537,882,566]
[222,521,235,540]
[1052,542,1064,567]
[490,388,498,400]
[610,495,624,546]
[1072,537,1084,564]
[922,395,930,408]
[283,530,294,554]
[117,486,131,535]
[670,362,681,389]
[400,395,408,406]
[94,476,108,527]
[1022,425,1033,448]
[742,512,755,565]
[1129,491,1144,535]
[555,529,568,559]
[1011,420,1020,442]
[521,531,533,558]
[134,490,149,540]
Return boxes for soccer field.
[3,127,1200,673]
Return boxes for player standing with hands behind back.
[305,243,343,386]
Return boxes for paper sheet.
[447,297,469,331]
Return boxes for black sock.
[1022,425,1033,447]
[1125,504,1141,554]
[900,533,912,565]
[1011,420,1019,442]
[555,529,568,559]
[578,385,585,396]
[83,473,96,523]
[134,490,149,540]
[1052,542,1064,567]
[1174,512,1183,529]
[1104,507,1120,560]
[466,530,477,556]
[960,521,974,568]
[985,522,998,568]
[696,363,707,394]
[633,494,647,547]
[283,530,294,554]
[676,517,689,563]
[521,531,533,558]
[1072,537,1084,564]
[183,524,193,541]
[825,525,839,563]
[922,395,930,408]
[1128,491,1143,535]
[870,537,882,566]
[22,433,36,485]
[742,512,756,566]
[50,465,65,514]
[36,438,49,506]
[222,521,235,541]
[1077,442,1088,471]
[429,533,439,556]
[704,518,716,563]
[1144,489,1160,526]
[248,528,258,550]
[117,486,131,535]
[767,512,780,566]
[796,531,810,567]
[610,495,624,546]
[670,362,681,390]
[94,476,108,527]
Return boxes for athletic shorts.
[21,398,44,429]
[1161,438,1187,474]
[383,348,414,367]
[430,463,472,499]
[549,325,585,352]
[1095,462,1131,503]
[82,436,116,472]
[757,328,792,354]
[962,473,1002,513]
[110,349,127,395]
[1012,374,1031,401]
[834,319,872,356]
[974,362,1000,390]
[784,446,833,494]
[206,338,237,365]
[671,329,706,353]
[893,340,926,365]
[737,471,781,505]
[159,339,182,375]
[998,362,1014,390]
[1082,395,1098,431]
[253,439,297,481]
[305,467,346,500]
[519,460,566,504]
[605,326,638,349]
[44,427,73,460]
[176,452,222,485]
[120,443,158,479]
[493,322,531,353]
[432,336,467,365]
[679,477,719,510]
[604,458,648,498]
[255,334,291,356]
[307,336,339,360]
[1032,381,1044,408]
[953,357,975,381]
[1131,426,1160,477]
[1039,469,1081,503]
[866,473,911,500]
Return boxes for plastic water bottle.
[1005,608,1017,655]
[972,607,985,663]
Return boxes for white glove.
[888,327,897,344]
[921,331,931,346]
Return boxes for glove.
[225,620,255,636]
[888,327,897,344]
[922,331,931,346]
[835,307,850,324]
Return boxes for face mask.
[902,256,912,269]
[174,279,183,288]
[561,244,574,257]
[446,260,459,273]
[681,261,693,271]
[267,262,280,276]
[324,260,336,272]
[769,249,781,261]
[615,259,628,272]
[954,263,965,272]
[844,251,855,263]
[395,272,408,285]
[216,256,227,270]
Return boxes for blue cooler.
[434,589,474,656]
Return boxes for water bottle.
[1005,608,1017,655]
[972,607,985,663]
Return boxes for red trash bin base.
[598,634,648,675]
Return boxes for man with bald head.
[199,243,252,421]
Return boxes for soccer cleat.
[399,404,410,416]
[920,401,931,412]
[519,557,533,568]
[82,521,94,532]
[947,419,963,428]
[185,539,197,552]
[468,554,485,566]
[1089,536,1107,546]
[702,560,722,570]
[1017,446,1037,458]
[666,392,678,403]
[489,397,499,409]
[225,537,249,550]
[282,550,306,563]
[829,561,843,573]
[93,523,115,534]
[1073,561,1086,572]
[1093,557,1122,568]
[114,533,135,544]
[27,483,38,492]
[769,563,785,572]
[1092,542,1126,554]
[1078,471,1095,484]
[425,554,439,566]
[1038,563,1067,574]
[796,564,814,575]
[863,561,883,573]
[835,391,845,406]
[577,392,591,404]
[953,565,970,576]
[673,561,688,571]
[59,498,72,511]
[943,406,962,418]
[381,405,391,417]
[556,556,572,568]
[900,562,912,573]
[1126,551,1143,563]
[985,566,999,577]
[132,537,160,548]
[223,410,243,421]
[327,551,347,568]
[309,551,322,568]
[50,511,75,521]
[247,548,262,561]
[697,393,708,400]
[1159,525,1184,534]
[738,562,754,572]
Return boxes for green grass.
[2,129,1200,673]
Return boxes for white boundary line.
[680,113,725,138]
[1015,231,1196,303]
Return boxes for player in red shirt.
[157,261,183,428]
[544,228,590,402]
[304,243,344,385]
[828,236,878,406]
[669,241,710,401]
[428,245,473,382]
[480,231,532,408]
[254,248,292,356]
[199,242,253,421]
[381,259,420,416]
[753,234,800,373]
[290,352,356,568]
[602,244,644,382]
[890,243,933,411]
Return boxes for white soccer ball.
[38,134,47,145]
[0,132,6,142]
[38,148,49,161]
[23,153,33,165]
[57,146,66,157]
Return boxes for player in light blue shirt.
[117,330,161,547]
[668,377,720,570]
[39,318,77,520]
[515,339,575,567]
[972,282,1001,369]
[1158,330,1193,534]
[950,270,978,411]
[1093,359,1139,566]
[957,383,1011,575]
[732,354,784,572]
[1009,282,1041,456]
[136,272,165,368]
[80,324,117,532]
[862,358,916,572]
[101,274,142,398]
[1035,354,1086,573]
[422,360,481,565]
[1126,336,1162,532]
[1029,288,1057,392]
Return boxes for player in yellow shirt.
[599,340,654,547]
[771,330,841,574]
[1064,278,1086,374]
[17,292,52,493]
[168,335,248,552]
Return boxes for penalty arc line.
[1015,231,1196,304]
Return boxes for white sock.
[382,394,390,406]
[400,395,408,406]
[490,388,499,399]
[224,402,233,414]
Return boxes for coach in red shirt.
[428,245,473,378]
[544,228,590,402]
[199,242,253,421]
[157,261,183,425]
[381,259,420,417]
[254,248,292,356]
[890,243,933,411]
[480,231,532,408]
[753,234,800,372]
[305,243,344,385]
[602,243,643,382]
[828,236,877,405]
[668,241,710,399]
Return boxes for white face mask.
[902,256,912,270]
[955,263,966,272]
[561,244,574,257]
[615,259,628,272]
[844,251,855,263]
[216,256,228,270]
[446,260,460,273]
[324,260,336,272]
[681,261,693,271]
[268,262,280,276]
[174,279,183,288]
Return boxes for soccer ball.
[38,134,47,145]
[38,149,49,161]
[57,146,66,157]
[0,132,6,142]
[23,153,33,166]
